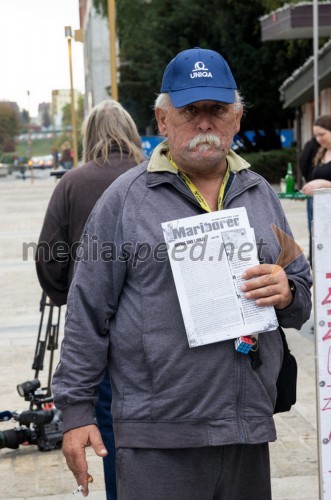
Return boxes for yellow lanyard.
[169,157,230,212]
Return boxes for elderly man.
[53,48,312,500]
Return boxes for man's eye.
[184,106,196,115]
[213,105,226,114]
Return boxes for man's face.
[156,99,242,173]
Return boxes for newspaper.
[162,207,278,347]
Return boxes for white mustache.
[188,134,221,150]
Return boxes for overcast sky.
[0,0,85,116]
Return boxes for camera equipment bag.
[274,326,297,414]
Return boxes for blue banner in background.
[239,129,295,149]
[142,130,295,159]
[141,136,164,158]
[279,129,295,148]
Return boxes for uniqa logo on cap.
[190,61,213,79]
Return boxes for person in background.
[52,48,312,500]
[35,99,143,500]
[299,136,319,266]
[51,147,59,169]
[59,140,73,170]
[301,115,331,264]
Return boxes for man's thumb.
[90,427,108,457]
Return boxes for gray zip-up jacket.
[53,142,312,448]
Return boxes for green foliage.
[242,148,297,183]
[0,103,21,152]
[21,109,29,127]
[61,97,85,142]
[93,0,107,16]
[61,103,72,129]
[0,152,29,165]
[13,137,54,158]
[42,108,51,128]
[76,95,85,128]
[3,136,83,164]
[93,0,313,144]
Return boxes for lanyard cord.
[169,156,230,212]
[169,155,258,356]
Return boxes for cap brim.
[169,87,236,108]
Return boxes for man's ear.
[234,106,243,134]
[155,107,168,137]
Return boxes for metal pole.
[27,90,34,183]
[313,0,319,120]
[67,36,78,168]
[313,191,331,500]
[313,7,322,495]
[27,91,32,161]
[295,106,302,188]
[107,0,118,100]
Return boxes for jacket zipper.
[174,173,209,211]
[149,171,261,212]
[222,174,261,209]
[236,353,247,442]
[149,169,260,442]
[176,171,252,442]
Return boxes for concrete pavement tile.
[25,493,105,500]
[271,475,319,500]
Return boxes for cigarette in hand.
[72,475,93,494]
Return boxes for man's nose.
[197,113,213,132]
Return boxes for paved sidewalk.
[0,174,318,499]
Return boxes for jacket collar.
[147,139,251,174]
[146,140,261,211]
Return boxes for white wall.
[301,101,315,144]
[320,87,331,115]
[83,0,113,114]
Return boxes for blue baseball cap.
[161,47,237,108]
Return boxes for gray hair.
[82,99,144,165]
[154,90,244,113]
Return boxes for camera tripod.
[0,291,63,450]
[32,291,62,398]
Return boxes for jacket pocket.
[143,329,237,421]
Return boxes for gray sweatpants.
[116,443,272,500]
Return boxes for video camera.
[0,378,63,451]
[0,293,63,452]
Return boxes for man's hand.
[62,424,108,497]
[241,264,292,310]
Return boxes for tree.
[60,97,85,159]
[76,95,85,126]
[93,0,107,16]
[21,109,29,127]
[93,0,313,146]
[42,108,51,128]
[0,103,21,152]
[61,96,85,131]
[62,103,72,130]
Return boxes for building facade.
[260,2,331,148]
[51,89,82,130]
[80,0,119,114]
